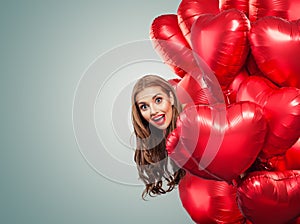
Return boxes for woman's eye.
[140,104,147,111]
[155,97,162,104]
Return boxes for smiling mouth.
[151,114,165,126]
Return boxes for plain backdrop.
[0,1,195,223]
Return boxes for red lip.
[151,114,166,126]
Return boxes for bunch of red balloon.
[150,0,300,223]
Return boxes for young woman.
[131,74,186,199]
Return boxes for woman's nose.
[150,104,158,115]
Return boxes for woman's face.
[135,86,174,130]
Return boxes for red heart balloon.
[237,76,300,158]
[171,73,225,106]
[169,101,267,182]
[249,17,300,88]
[168,78,181,88]
[177,0,219,44]
[224,67,249,105]
[191,9,250,89]
[150,14,196,78]
[179,172,246,224]
[285,139,300,170]
[166,126,220,181]
[249,0,300,22]
[174,74,211,105]
[246,53,265,77]
[220,0,249,16]
[237,170,300,224]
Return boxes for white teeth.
[153,115,164,121]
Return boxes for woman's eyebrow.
[152,93,163,99]
[137,102,145,106]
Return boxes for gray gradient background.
[0,0,195,223]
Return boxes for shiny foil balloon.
[191,9,250,89]
[174,73,225,106]
[224,68,249,105]
[285,139,300,170]
[219,0,249,16]
[249,0,300,22]
[150,14,196,78]
[168,78,181,88]
[245,53,265,77]
[177,0,219,44]
[237,170,300,224]
[178,172,246,224]
[166,127,217,180]
[175,74,210,105]
[251,154,288,172]
[249,17,300,88]
[237,76,300,158]
[169,101,267,182]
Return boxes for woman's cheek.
[162,101,170,111]
[141,111,150,122]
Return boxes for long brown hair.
[131,74,186,199]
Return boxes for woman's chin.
[151,122,169,130]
